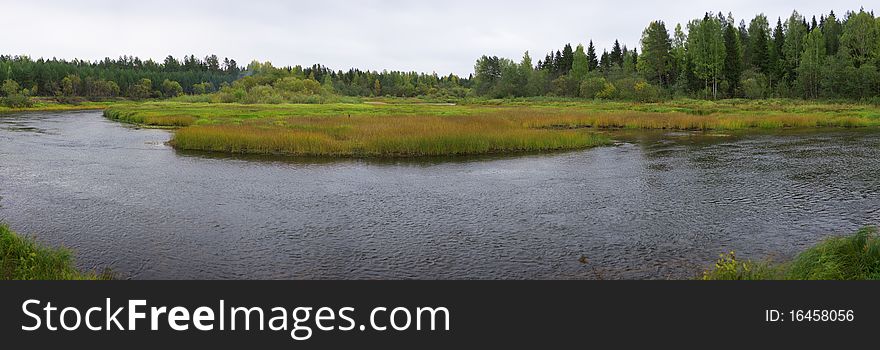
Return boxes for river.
[1,110,878,279]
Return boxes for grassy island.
[104,98,880,157]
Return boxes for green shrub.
[1,94,34,108]
[579,77,607,98]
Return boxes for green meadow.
[103,98,880,157]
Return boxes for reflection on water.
[1,111,878,279]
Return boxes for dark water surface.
[1,111,878,279]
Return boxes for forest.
[1,8,879,108]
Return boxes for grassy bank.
[104,99,880,157]
[0,100,124,114]
[0,224,107,280]
[703,227,880,280]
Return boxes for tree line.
[473,8,880,101]
[2,7,878,107]
[0,55,241,106]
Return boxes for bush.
[243,85,283,104]
[1,94,33,108]
[741,69,769,99]
[596,82,617,99]
[632,81,662,102]
[579,77,607,98]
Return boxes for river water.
[1,110,878,279]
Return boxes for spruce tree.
[610,40,623,67]
[722,14,743,96]
[587,41,599,71]
[561,44,574,73]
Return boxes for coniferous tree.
[822,11,842,56]
[553,50,563,75]
[561,44,574,73]
[586,41,599,71]
[600,50,611,71]
[768,17,786,90]
[639,20,673,87]
[738,20,751,67]
[610,40,623,67]
[747,14,770,73]
[671,23,690,92]
[722,13,743,96]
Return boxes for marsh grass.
[0,224,109,280]
[104,99,880,157]
[172,114,608,156]
[0,100,121,114]
[702,227,880,280]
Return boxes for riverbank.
[0,224,108,280]
[103,99,880,157]
[0,100,123,114]
[703,227,880,280]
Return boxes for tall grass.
[103,99,880,157]
[516,111,877,130]
[0,224,108,280]
[172,115,609,157]
[703,227,880,280]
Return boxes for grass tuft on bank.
[0,224,108,280]
[703,227,880,280]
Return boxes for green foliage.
[570,45,590,84]
[128,78,153,100]
[1,79,21,96]
[579,76,608,98]
[741,68,769,99]
[782,11,808,83]
[0,224,108,280]
[702,252,780,280]
[192,82,214,95]
[161,79,184,98]
[638,20,673,87]
[688,16,726,98]
[787,227,880,280]
[1,93,33,108]
[722,13,743,96]
[797,29,826,98]
[703,227,880,280]
[0,54,238,100]
[596,82,617,99]
[839,9,879,67]
[746,14,770,73]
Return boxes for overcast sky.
[3,0,874,76]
